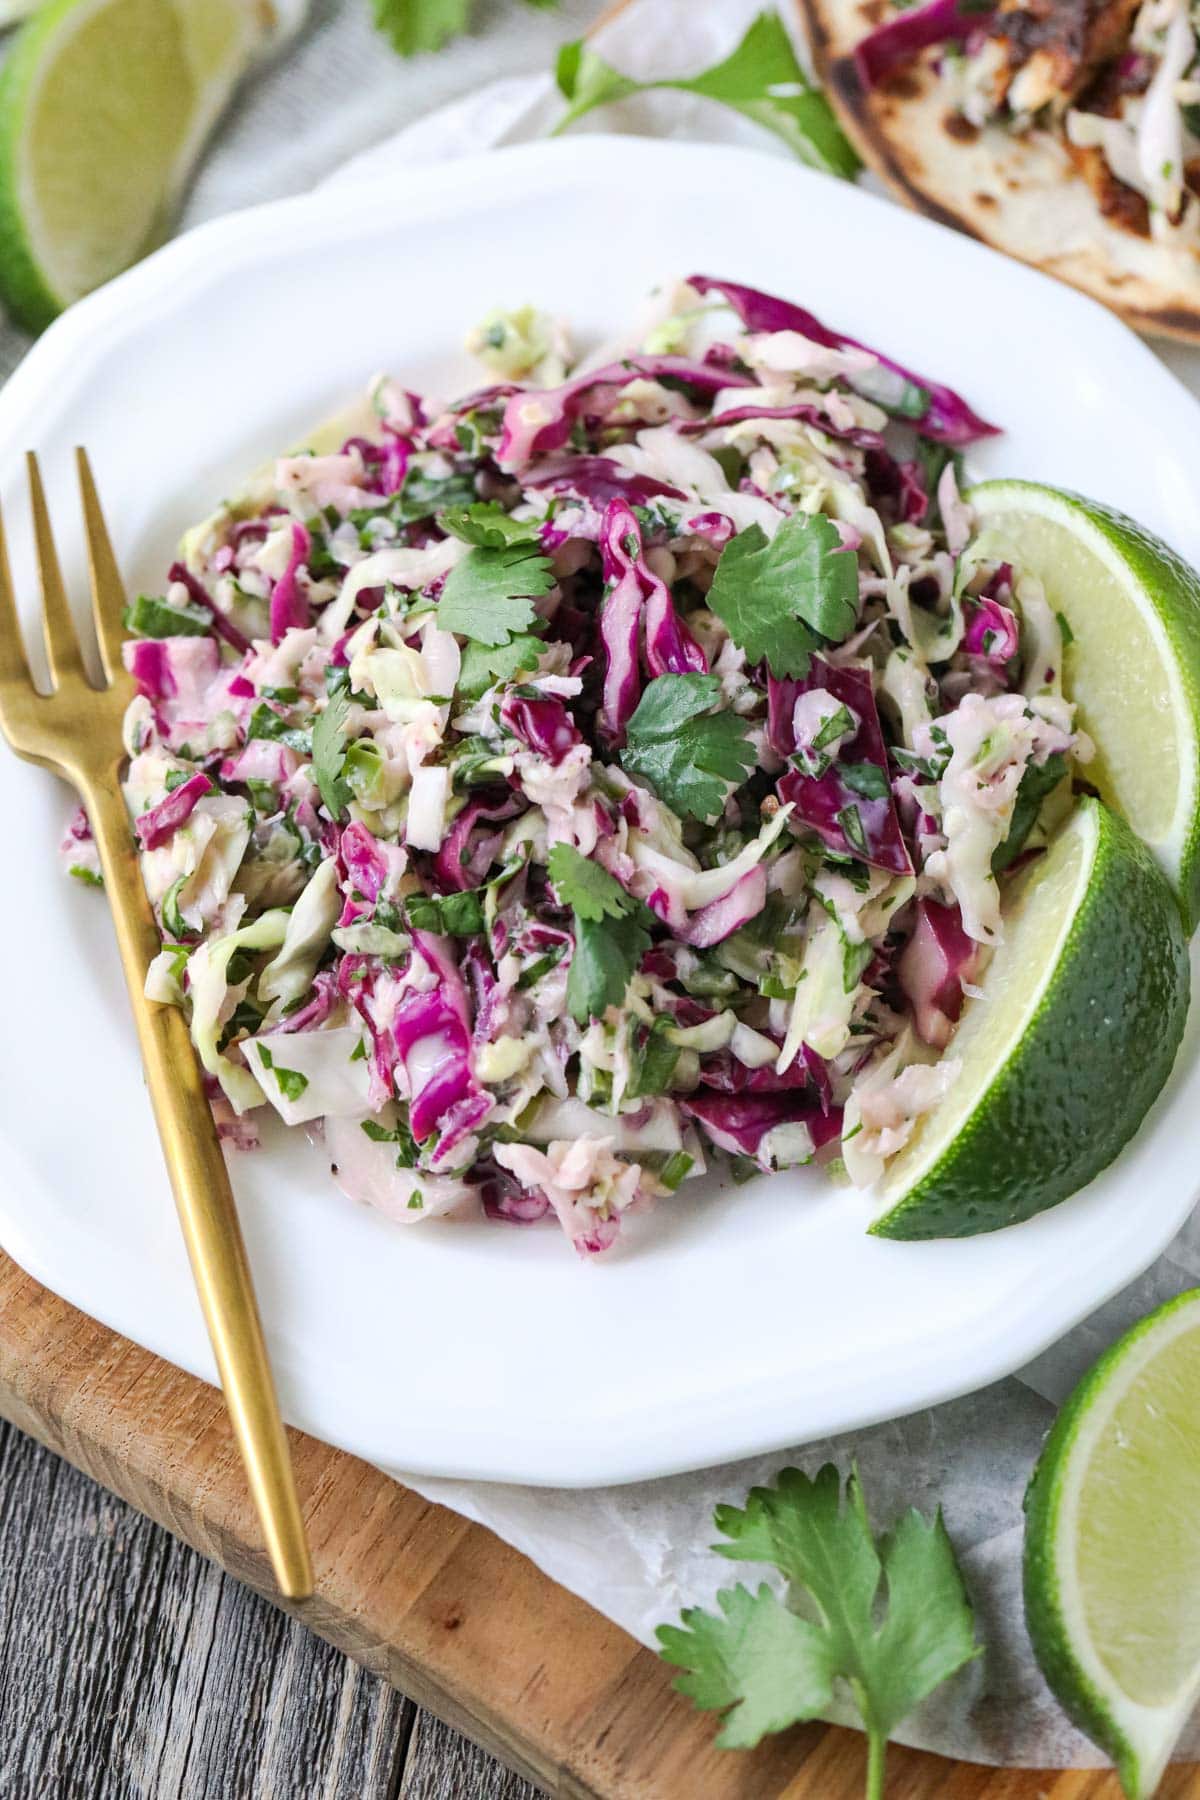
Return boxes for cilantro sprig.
[372,0,554,58]
[547,844,652,1024]
[658,1465,978,1796]
[437,540,555,648]
[620,675,755,823]
[707,512,860,679]
[552,13,860,182]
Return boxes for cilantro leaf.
[388,464,479,524]
[255,1044,309,1104]
[658,1586,832,1750]
[372,0,555,56]
[837,802,868,856]
[793,703,858,777]
[553,13,860,181]
[548,845,650,1021]
[361,1115,418,1167]
[547,844,635,923]
[839,760,890,800]
[456,633,546,700]
[992,752,1067,874]
[274,1066,308,1103]
[440,501,542,549]
[866,1505,983,1733]
[626,1019,681,1100]
[814,705,855,753]
[620,674,755,823]
[370,0,471,56]
[404,887,485,936]
[515,942,569,991]
[311,687,352,821]
[708,514,860,679]
[247,702,311,755]
[437,542,555,647]
[554,36,638,116]
[891,734,951,783]
[566,913,651,1024]
[658,1464,978,1784]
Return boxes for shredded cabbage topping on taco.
[856,0,1200,256]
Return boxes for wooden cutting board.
[1,1251,1196,1798]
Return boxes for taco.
[798,0,1200,341]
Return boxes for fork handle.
[80,763,313,1601]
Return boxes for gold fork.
[0,450,313,1600]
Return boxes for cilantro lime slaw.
[65,275,1093,1257]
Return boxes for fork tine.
[76,448,126,685]
[27,451,87,690]
[0,494,32,691]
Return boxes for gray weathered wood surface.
[0,1418,544,1800]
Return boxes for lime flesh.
[1025,1289,1200,1796]
[0,0,265,332]
[871,799,1189,1238]
[969,481,1200,930]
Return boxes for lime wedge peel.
[1024,1289,1200,1797]
[969,481,1200,932]
[871,799,1190,1239]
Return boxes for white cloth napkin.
[3,0,1198,1771]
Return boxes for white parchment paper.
[2,0,1198,1770]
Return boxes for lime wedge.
[871,799,1189,1238]
[1024,1288,1200,1796]
[0,0,293,332]
[969,481,1200,930]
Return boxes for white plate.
[1,137,1198,1487]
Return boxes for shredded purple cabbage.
[99,276,1085,1256]
[688,275,1000,448]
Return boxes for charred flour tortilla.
[798,0,1200,342]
